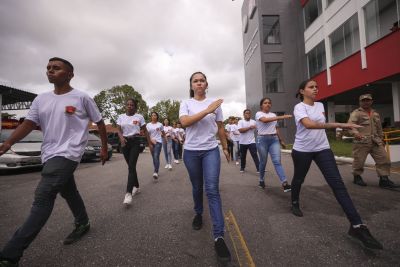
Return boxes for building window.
[276,112,287,128]
[262,16,281,44]
[330,14,360,65]
[304,0,322,28]
[364,0,399,45]
[307,41,326,77]
[265,63,284,93]
[327,0,336,6]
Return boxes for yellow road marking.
[225,210,255,267]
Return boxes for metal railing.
[383,129,400,161]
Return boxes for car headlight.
[85,146,95,151]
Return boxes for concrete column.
[327,101,335,122]
[392,82,400,126]
[357,1,368,69]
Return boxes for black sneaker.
[0,259,18,267]
[258,181,265,189]
[214,237,231,262]
[379,176,400,189]
[192,214,202,230]
[348,225,383,250]
[353,175,367,186]
[291,204,303,217]
[282,183,291,192]
[63,222,90,245]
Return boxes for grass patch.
[284,139,353,158]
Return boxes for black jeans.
[122,138,141,192]
[1,157,87,262]
[227,140,233,161]
[240,143,260,171]
[291,149,363,225]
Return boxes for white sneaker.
[153,173,158,179]
[164,164,169,169]
[168,164,172,170]
[132,187,140,196]
[123,193,132,205]
[235,161,239,165]
[174,160,179,164]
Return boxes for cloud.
[0,0,247,118]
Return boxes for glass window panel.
[304,0,323,28]
[262,16,281,44]
[307,41,326,77]
[265,63,284,93]
[365,0,398,45]
[330,14,360,65]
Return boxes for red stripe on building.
[315,30,400,100]
[300,0,309,7]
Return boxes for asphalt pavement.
[0,148,399,267]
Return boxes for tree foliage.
[150,99,181,123]
[94,84,149,125]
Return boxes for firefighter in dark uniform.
[348,94,399,188]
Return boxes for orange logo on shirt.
[133,120,138,125]
[65,106,76,114]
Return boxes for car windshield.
[88,133,100,141]
[0,130,43,143]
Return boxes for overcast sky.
[0,0,246,119]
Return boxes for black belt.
[125,134,141,140]
[258,134,277,136]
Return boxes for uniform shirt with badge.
[146,122,164,143]
[116,113,145,136]
[26,88,102,163]
[179,98,223,151]
[293,102,330,152]
[237,119,257,145]
[255,111,277,135]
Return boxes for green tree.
[150,99,181,123]
[94,84,149,125]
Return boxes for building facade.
[241,0,306,142]
[242,0,400,142]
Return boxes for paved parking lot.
[1,150,399,266]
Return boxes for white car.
[0,129,43,170]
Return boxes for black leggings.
[122,138,141,192]
[291,149,362,225]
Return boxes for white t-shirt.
[178,128,185,141]
[179,98,223,150]
[146,122,163,143]
[238,119,256,145]
[116,113,145,136]
[171,128,180,140]
[226,124,240,142]
[293,102,330,152]
[163,125,173,138]
[26,88,102,163]
[255,111,277,135]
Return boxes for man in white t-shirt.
[238,109,260,173]
[0,57,108,266]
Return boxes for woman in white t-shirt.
[171,121,180,164]
[162,118,173,170]
[256,97,292,191]
[117,98,149,206]
[291,79,382,250]
[146,111,164,180]
[179,71,231,262]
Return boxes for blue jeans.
[0,157,87,262]
[291,149,363,225]
[151,142,162,173]
[163,138,172,165]
[232,141,239,162]
[257,135,287,183]
[183,147,225,238]
[172,140,179,160]
[239,143,260,171]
